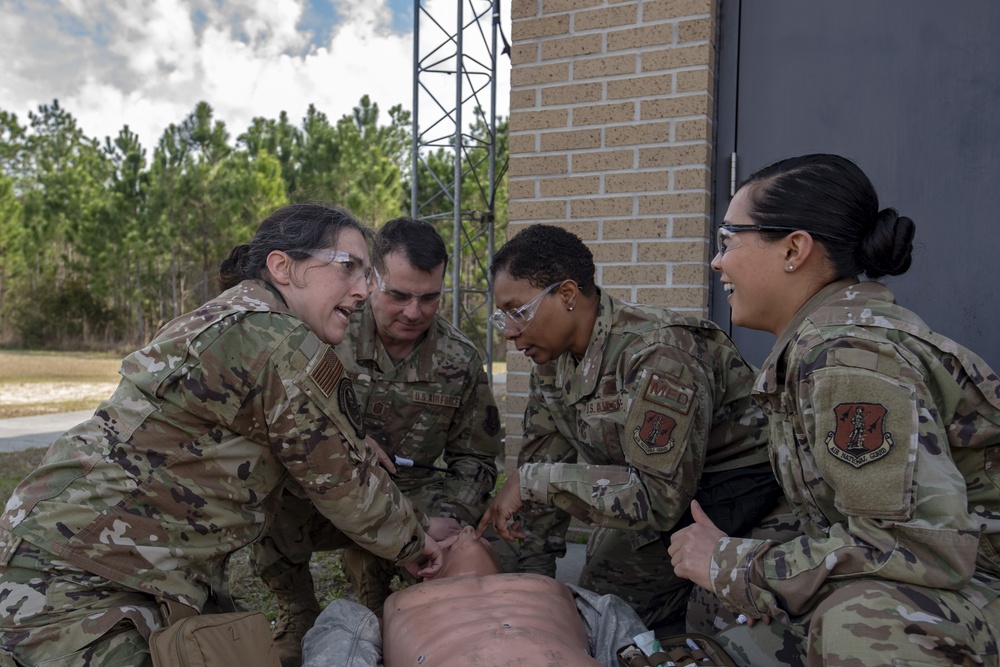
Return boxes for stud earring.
[787,265,795,271]
[568,306,574,312]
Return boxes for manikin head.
[426,525,503,580]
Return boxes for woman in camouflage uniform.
[670,154,1000,666]
[477,224,779,633]
[0,204,446,667]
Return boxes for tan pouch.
[617,633,737,667]
[149,599,280,667]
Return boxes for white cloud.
[0,0,511,150]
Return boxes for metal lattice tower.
[411,0,503,372]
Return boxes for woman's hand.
[404,532,459,579]
[475,469,525,540]
[668,500,726,591]
[365,436,396,474]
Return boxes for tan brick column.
[503,0,718,469]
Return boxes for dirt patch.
[0,382,118,406]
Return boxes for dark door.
[712,0,1000,369]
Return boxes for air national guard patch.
[824,402,894,468]
[338,377,366,439]
[632,410,677,454]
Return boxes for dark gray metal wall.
[711,0,1000,369]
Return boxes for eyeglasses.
[489,281,563,334]
[373,268,443,308]
[305,249,372,287]
[715,224,827,256]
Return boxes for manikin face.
[370,251,445,355]
[280,228,371,345]
[492,271,570,366]
[710,188,789,334]
[431,525,503,580]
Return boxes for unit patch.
[338,377,366,439]
[484,405,501,436]
[824,402,894,468]
[644,372,695,415]
[310,347,345,397]
[632,410,677,455]
[413,391,461,409]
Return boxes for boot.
[266,564,322,667]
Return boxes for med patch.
[644,371,695,415]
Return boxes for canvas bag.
[616,633,738,667]
[149,597,281,667]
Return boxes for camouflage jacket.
[336,305,501,525]
[711,279,1000,620]
[0,280,425,609]
[518,290,769,559]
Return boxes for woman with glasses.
[252,215,504,666]
[476,224,782,634]
[669,154,1000,666]
[0,204,447,667]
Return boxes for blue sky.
[0,0,507,149]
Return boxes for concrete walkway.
[0,409,94,452]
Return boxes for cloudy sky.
[0,0,510,149]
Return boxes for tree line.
[0,97,508,350]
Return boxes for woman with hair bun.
[669,154,1000,666]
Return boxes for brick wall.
[503,0,718,468]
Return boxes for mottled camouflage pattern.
[0,541,156,666]
[515,290,770,625]
[339,305,500,521]
[0,280,424,663]
[255,304,501,612]
[709,280,1000,665]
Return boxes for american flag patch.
[310,347,345,397]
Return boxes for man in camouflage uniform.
[672,279,1000,666]
[0,278,434,667]
[480,224,779,634]
[253,217,502,666]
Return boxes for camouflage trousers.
[0,540,158,667]
[714,574,1000,667]
[253,490,519,618]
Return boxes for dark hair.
[218,204,370,291]
[374,217,449,274]
[739,154,915,280]
[490,224,596,295]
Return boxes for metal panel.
[713,0,1000,369]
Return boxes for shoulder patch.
[484,405,501,436]
[643,371,695,415]
[824,402,894,468]
[337,377,366,439]
[632,410,677,454]
[310,347,345,397]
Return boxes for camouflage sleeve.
[520,343,714,534]
[263,331,426,565]
[516,371,577,576]
[432,362,501,525]
[709,343,979,618]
